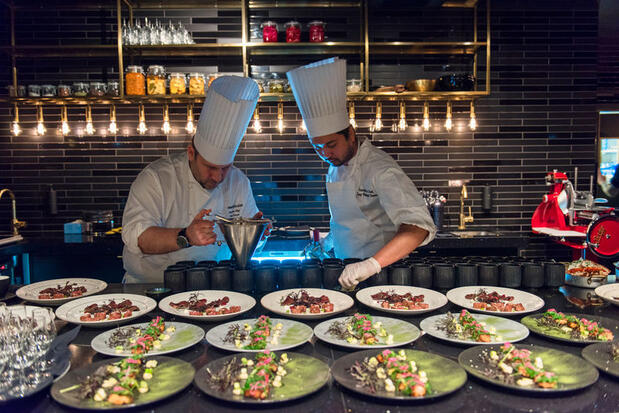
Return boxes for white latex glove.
[339,257,382,290]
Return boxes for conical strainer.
[216,217,270,269]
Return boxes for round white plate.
[314,315,421,349]
[16,278,108,306]
[91,321,205,357]
[594,283,619,306]
[158,290,256,322]
[446,286,545,315]
[260,288,354,320]
[420,313,529,345]
[7,304,56,321]
[206,317,313,353]
[356,285,447,315]
[55,294,156,328]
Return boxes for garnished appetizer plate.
[158,290,255,322]
[91,317,205,357]
[446,286,544,315]
[194,351,329,404]
[420,310,529,346]
[260,288,354,320]
[16,278,107,306]
[332,349,467,401]
[205,316,313,353]
[314,313,421,349]
[51,355,194,409]
[594,283,619,306]
[458,343,599,393]
[521,309,618,344]
[356,285,447,315]
[581,341,619,378]
[55,294,156,328]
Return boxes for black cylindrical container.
[343,258,362,266]
[522,263,544,288]
[412,264,433,288]
[185,266,210,291]
[233,269,254,294]
[544,262,565,287]
[210,265,232,290]
[322,258,342,267]
[48,185,58,215]
[175,260,195,268]
[218,259,234,267]
[281,259,301,267]
[301,265,322,288]
[478,263,499,286]
[389,265,412,285]
[322,265,343,289]
[197,260,217,268]
[164,266,186,293]
[278,264,299,290]
[500,263,522,288]
[304,258,321,267]
[255,265,277,294]
[433,263,455,289]
[368,268,389,286]
[456,263,478,286]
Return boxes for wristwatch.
[176,228,191,249]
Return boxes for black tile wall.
[0,0,602,259]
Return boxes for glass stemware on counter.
[122,18,195,46]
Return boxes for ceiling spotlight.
[61,106,70,136]
[137,104,147,135]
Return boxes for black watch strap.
[176,227,191,248]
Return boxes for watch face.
[177,235,189,248]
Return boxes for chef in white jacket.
[122,76,264,283]
[287,57,436,289]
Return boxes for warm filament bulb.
[349,118,357,128]
[109,121,118,134]
[469,116,477,131]
[162,120,171,134]
[137,121,147,135]
[398,117,408,131]
[444,117,452,131]
[185,119,194,134]
[278,118,284,133]
[86,121,95,135]
[300,120,306,132]
[37,121,46,136]
[61,120,71,136]
[253,119,262,133]
[423,118,430,131]
[374,118,382,132]
[12,121,21,136]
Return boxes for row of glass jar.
[254,77,292,94]
[260,20,326,43]
[125,65,207,96]
[21,82,120,98]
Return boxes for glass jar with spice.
[73,82,89,97]
[169,72,187,95]
[147,65,166,95]
[28,85,41,97]
[125,66,145,95]
[285,21,301,43]
[106,81,119,96]
[58,84,71,97]
[261,21,278,43]
[188,72,205,95]
[41,84,56,97]
[268,78,284,93]
[89,82,106,97]
[308,21,325,43]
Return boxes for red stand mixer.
[531,169,619,261]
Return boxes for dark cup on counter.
[322,258,342,267]
[368,268,389,287]
[185,266,210,291]
[255,265,277,294]
[301,265,322,288]
[278,264,299,290]
[478,263,499,286]
[164,265,186,293]
[322,264,343,289]
[343,258,362,266]
[522,262,544,288]
[544,261,566,287]
[210,265,232,290]
[456,263,478,286]
[175,260,195,268]
[411,264,433,288]
[233,268,254,294]
[500,263,522,288]
[389,264,412,285]
[433,263,455,289]
[197,260,217,268]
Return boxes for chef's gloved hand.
[339,257,382,290]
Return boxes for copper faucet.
[0,188,27,236]
[458,184,474,230]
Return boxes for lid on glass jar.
[107,81,119,85]
[189,72,205,78]
[285,21,300,28]
[261,21,277,28]
[169,72,186,78]
[58,84,70,88]
[147,65,165,75]
[126,65,144,73]
[41,84,55,88]
[73,82,88,87]
[308,20,325,27]
[90,82,105,87]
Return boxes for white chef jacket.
[324,138,436,259]
[122,151,259,283]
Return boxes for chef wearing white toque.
[122,76,267,283]
[287,57,436,290]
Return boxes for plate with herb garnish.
[458,343,599,393]
[581,341,619,378]
[205,315,313,353]
[331,348,466,401]
[90,316,205,357]
[447,286,544,315]
[51,355,194,409]
[356,286,447,315]
[261,288,354,320]
[159,290,255,322]
[314,313,420,349]
[420,310,529,346]
[194,351,330,404]
[521,309,617,344]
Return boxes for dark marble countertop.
[2,284,617,413]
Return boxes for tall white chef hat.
[286,57,349,138]
[194,75,259,165]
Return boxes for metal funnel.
[216,217,269,269]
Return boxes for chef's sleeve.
[374,168,437,246]
[122,169,164,255]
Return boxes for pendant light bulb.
[162,104,171,134]
[85,105,94,135]
[348,101,357,129]
[277,103,284,134]
[36,106,46,136]
[445,101,453,131]
[61,106,70,136]
[398,101,408,131]
[137,104,147,135]
[300,120,306,132]
[185,104,195,134]
[252,106,262,133]
[373,102,382,132]
[108,105,118,134]
[423,101,430,131]
[11,105,21,136]
[469,101,477,131]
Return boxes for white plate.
[55,294,156,328]
[594,283,619,306]
[420,313,530,345]
[158,290,256,322]
[7,305,56,321]
[356,285,447,315]
[446,286,545,315]
[205,317,313,352]
[314,315,421,349]
[16,278,108,306]
[260,288,354,320]
[91,321,205,357]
